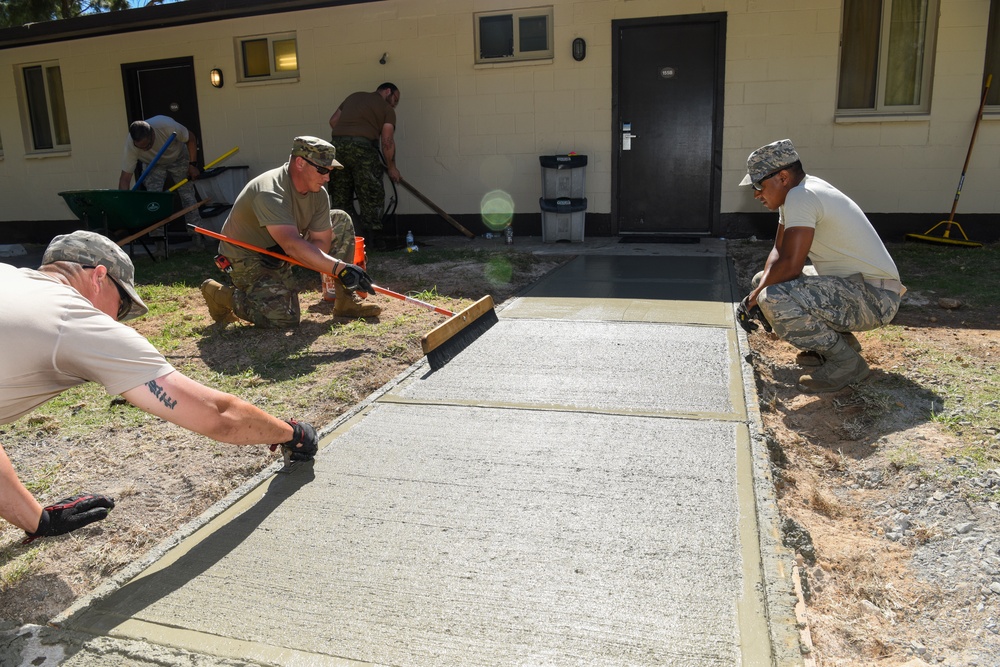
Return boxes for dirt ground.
[2,241,998,667]
[729,243,1000,667]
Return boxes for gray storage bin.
[539,154,587,199]
[539,197,587,243]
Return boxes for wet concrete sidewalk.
[2,236,806,666]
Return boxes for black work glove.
[737,298,772,334]
[269,419,318,462]
[337,263,375,293]
[23,493,115,544]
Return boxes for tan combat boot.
[797,335,870,393]
[795,332,862,366]
[201,279,239,325]
[334,280,382,318]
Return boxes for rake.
[905,75,991,248]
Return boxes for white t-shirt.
[121,115,190,173]
[780,175,900,281]
[0,264,175,424]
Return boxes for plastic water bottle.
[405,230,414,248]
[504,224,513,245]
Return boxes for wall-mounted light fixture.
[572,38,586,61]
[210,68,224,88]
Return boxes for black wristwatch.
[189,161,198,166]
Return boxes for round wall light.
[572,38,586,61]
[210,68,224,88]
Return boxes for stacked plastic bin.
[539,154,587,242]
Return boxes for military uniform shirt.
[218,163,332,261]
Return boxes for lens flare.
[481,190,514,232]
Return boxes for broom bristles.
[421,296,498,370]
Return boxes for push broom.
[905,74,991,248]
[188,225,497,370]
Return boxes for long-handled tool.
[398,178,475,239]
[132,132,176,191]
[906,74,991,248]
[188,225,497,370]
[169,146,240,193]
[116,199,210,248]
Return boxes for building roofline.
[0,0,378,50]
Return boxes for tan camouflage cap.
[739,139,801,187]
[42,230,148,320]
[291,136,343,170]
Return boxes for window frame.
[16,60,71,154]
[836,0,940,117]
[473,6,554,65]
[985,0,1000,108]
[234,32,299,84]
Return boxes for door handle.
[622,131,639,150]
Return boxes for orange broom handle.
[188,225,456,318]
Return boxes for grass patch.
[888,241,999,309]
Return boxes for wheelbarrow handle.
[132,132,177,191]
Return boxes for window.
[235,32,298,82]
[837,0,939,114]
[17,62,71,152]
[985,0,1000,107]
[474,6,553,64]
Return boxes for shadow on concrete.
[58,463,315,638]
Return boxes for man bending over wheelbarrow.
[118,116,204,235]
[0,230,318,543]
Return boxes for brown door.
[612,14,725,236]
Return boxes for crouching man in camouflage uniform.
[737,139,905,393]
[201,136,381,328]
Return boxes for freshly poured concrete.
[6,239,802,666]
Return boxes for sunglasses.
[83,265,131,320]
[752,170,782,191]
[301,157,334,176]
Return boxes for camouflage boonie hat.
[739,139,801,187]
[291,136,343,170]
[42,230,148,320]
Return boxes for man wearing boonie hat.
[737,139,905,393]
[0,230,319,544]
[202,136,381,328]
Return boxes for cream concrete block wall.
[1,0,998,223]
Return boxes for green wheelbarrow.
[58,189,176,259]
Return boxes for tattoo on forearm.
[145,380,178,410]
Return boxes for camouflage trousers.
[327,137,385,233]
[753,266,901,353]
[142,156,203,228]
[226,210,357,328]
